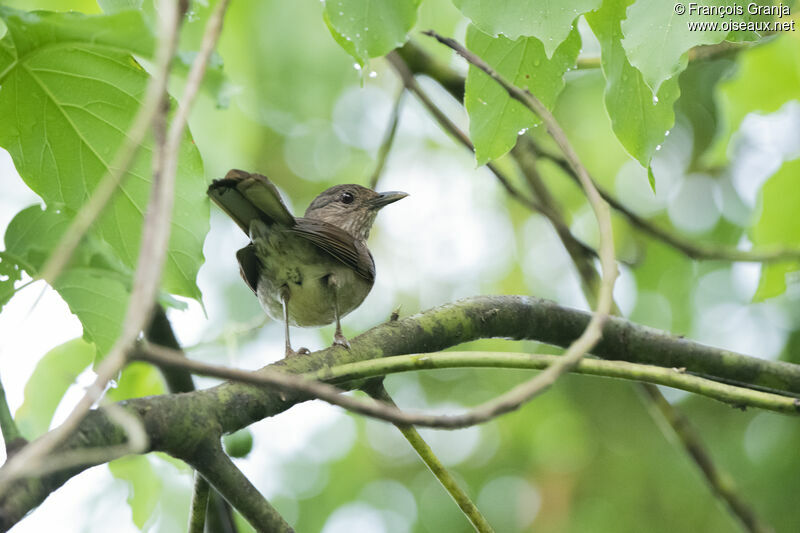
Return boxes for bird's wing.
[207,170,296,234]
[236,243,261,294]
[290,218,376,282]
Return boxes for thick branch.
[3,295,800,528]
[185,441,293,532]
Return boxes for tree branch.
[3,295,800,529]
[386,52,600,266]
[185,440,293,532]
[0,375,24,457]
[325,352,800,415]
[364,381,494,533]
[400,34,773,532]
[188,472,211,533]
[386,51,544,213]
[0,0,187,497]
[422,30,617,420]
[396,40,800,264]
[368,87,405,189]
[639,385,772,533]
[0,0,233,500]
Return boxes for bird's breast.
[253,230,374,327]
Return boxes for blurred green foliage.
[1,0,800,532]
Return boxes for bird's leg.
[280,286,309,357]
[328,275,350,349]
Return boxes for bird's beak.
[371,191,408,209]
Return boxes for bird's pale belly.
[253,231,373,327]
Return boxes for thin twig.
[534,145,800,263]
[640,384,773,533]
[368,88,405,189]
[386,52,542,212]
[423,29,617,411]
[0,375,25,456]
[320,352,800,416]
[517,132,773,531]
[573,41,746,71]
[144,307,238,530]
[0,0,232,495]
[2,402,148,479]
[136,344,800,437]
[397,40,800,264]
[418,31,772,529]
[0,0,185,497]
[511,141,600,303]
[364,381,494,532]
[407,33,773,529]
[188,473,211,533]
[386,51,599,263]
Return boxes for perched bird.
[208,170,407,356]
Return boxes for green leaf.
[15,338,95,439]
[586,0,679,169]
[53,268,130,356]
[752,159,800,301]
[106,361,165,402]
[453,0,601,57]
[675,56,736,169]
[323,10,360,65]
[1,205,188,356]
[323,0,421,63]
[707,33,800,165]
[97,0,144,14]
[0,6,208,302]
[464,24,581,164]
[620,0,746,94]
[108,455,163,529]
[2,205,130,356]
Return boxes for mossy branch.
[2,295,800,529]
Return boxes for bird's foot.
[333,333,351,350]
[285,346,311,358]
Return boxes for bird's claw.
[285,346,310,358]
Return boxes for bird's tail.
[207,169,296,234]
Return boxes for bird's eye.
[340,191,355,204]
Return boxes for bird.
[208,169,407,357]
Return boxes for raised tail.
[207,169,296,234]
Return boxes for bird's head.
[304,184,407,240]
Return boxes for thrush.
[208,170,407,356]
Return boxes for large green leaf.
[752,159,800,300]
[323,0,421,63]
[707,33,800,164]
[108,455,163,529]
[0,6,208,301]
[2,205,130,355]
[453,0,601,57]
[464,24,581,164]
[620,0,747,94]
[53,268,130,356]
[586,0,679,177]
[675,57,736,169]
[15,338,95,440]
